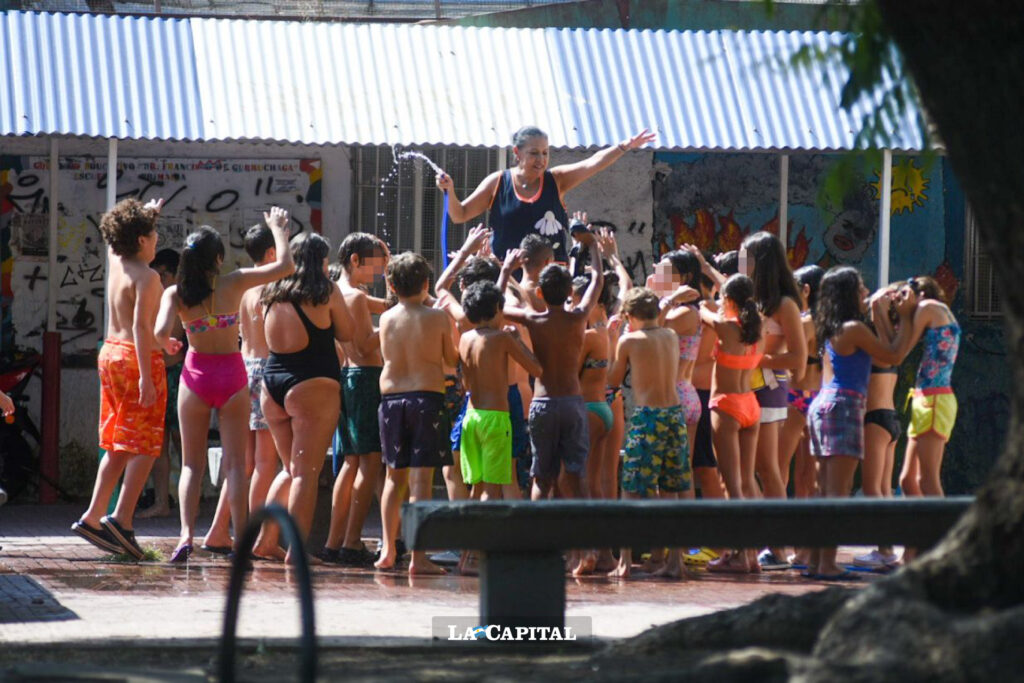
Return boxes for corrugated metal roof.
[1,11,926,151]
[1,11,205,140]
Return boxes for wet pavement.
[0,502,889,646]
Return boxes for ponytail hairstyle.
[742,231,800,317]
[177,226,224,308]
[793,265,826,316]
[814,266,865,352]
[664,249,703,302]
[721,274,761,345]
[261,232,333,307]
[907,275,947,304]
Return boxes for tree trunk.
[600,4,1024,679]
[870,0,1024,610]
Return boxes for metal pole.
[778,154,789,252]
[878,149,893,286]
[47,139,59,333]
[412,159,424,257]
[101,138,119,513]
[40,139,61,503]
[106,139,118,211]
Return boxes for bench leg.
[480,551,564,628]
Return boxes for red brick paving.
[0,502,887,642]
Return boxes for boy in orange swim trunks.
[72,197,179,560]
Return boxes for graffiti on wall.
[0,156,322,355]
[551,149,656,285]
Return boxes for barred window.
[352,146,505,277]
[964,203,1002,320]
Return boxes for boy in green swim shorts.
[458,281,542,500]
[607,287,691,579]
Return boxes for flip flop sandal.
[169,543,193,563]
[201,544,233,555]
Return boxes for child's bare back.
[618,326,680,408]
[379,301,455,394]
[461,326,540,411]
[107,250,162,346]
[239,286,269,359]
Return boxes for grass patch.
[107,547,165,563]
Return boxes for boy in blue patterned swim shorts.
[607,287,691,579]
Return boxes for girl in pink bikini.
[155,209,294,562]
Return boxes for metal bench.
[402,497,972,627]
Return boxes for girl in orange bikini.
[699,274,764,573]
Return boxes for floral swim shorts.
[98,339,166,458]
[622,404,691,497]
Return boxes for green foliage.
[108,547,164,563]
[779,1,931,152]
[766,1,935,207]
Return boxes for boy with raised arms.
[504,233,603,500]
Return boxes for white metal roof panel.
[1,11,204,140]
[2,11,926,151]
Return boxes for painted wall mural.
[650,152,950,292]
[0,156,321,356]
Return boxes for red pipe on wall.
[40,330,61,503]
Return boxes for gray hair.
[512,126,547,149]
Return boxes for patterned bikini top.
[184,277,240,335]
[676,304,703,360]
[678,329,702,361]
[186,311,239,335]
[916,322,960,389]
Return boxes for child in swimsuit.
[458,280,542,491]
[155,209,294,562]
[804,266,915,580]
[572,268,620,576]
[374,253,459,574]
[72,198,170,560]
[322,232,389,567]
[741,232,807,571]
[431,225,499,503]
[897,276,961,500]
[200,224,282,556]
[650,249,706,496]
[607,287,690,579]
[700,274,764,574]
[779,265,825,500]
[856,283,905,570]
[138,247,186,521]
[254,231,355,564]
[504,236,604,502]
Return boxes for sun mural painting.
[873,157,930,215]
